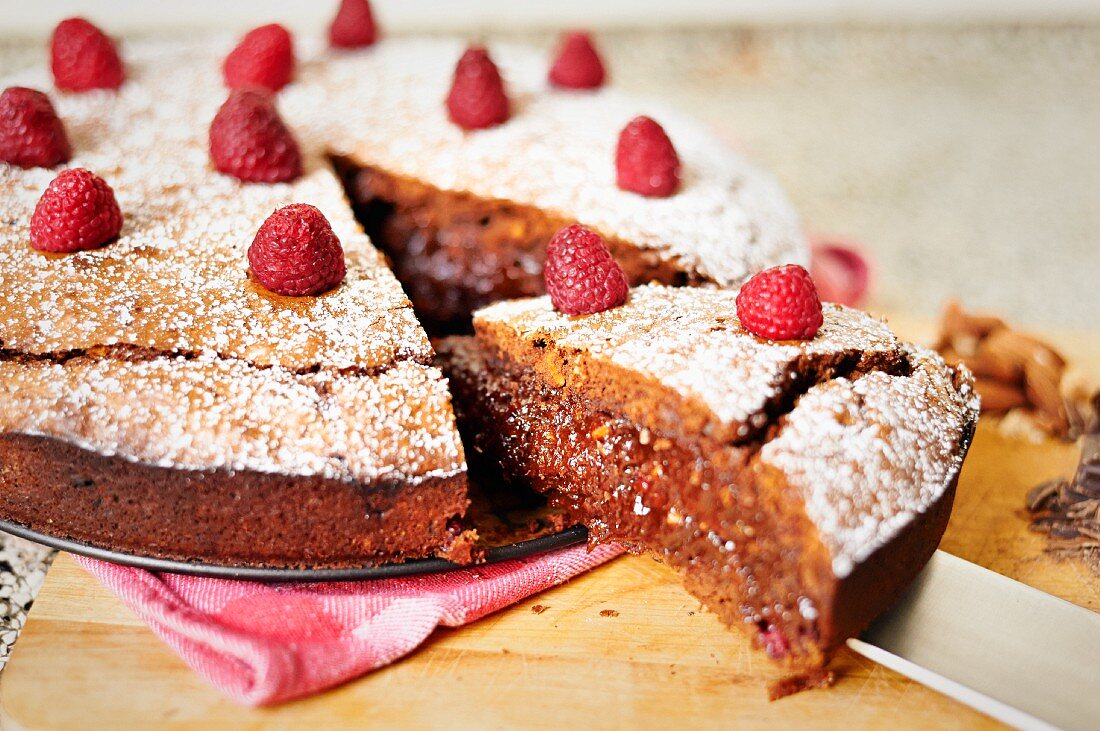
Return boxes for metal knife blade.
[848,550,1100,731]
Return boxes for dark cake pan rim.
[0,520,588,582]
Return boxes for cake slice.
[0,41,466,568]
[438,284,979,687]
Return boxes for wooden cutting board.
[1,320,1097,730]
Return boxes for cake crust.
[0,433,467,568]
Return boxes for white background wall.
[3,0,1100,35]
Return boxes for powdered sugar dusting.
[473,284,978,577]
[475,284,900,434]
[760,348,978,577]
[0,354,463,482]
[282,37,807,286]
[0,39,465,480]
[0,40,429,370]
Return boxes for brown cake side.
[436,286,979,689]
[0,349,467,568]
[0,434,467,568]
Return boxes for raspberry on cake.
[549,31,607,90]
[543,223,628,315]
[49,18,125,92]
[209,88,302,183]
[445,46,510,130]
[249,203,347,296]
[736,264,824,341]
[223,24,296,92]
[616,116,681,198]
[0,87,71,169]
[329,0,380,49]
[437,284,979,689]
[29,168,122,253]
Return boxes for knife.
[848,434,1100,731]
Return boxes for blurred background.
[2,1,1097,329]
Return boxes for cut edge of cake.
[437,284,979,687]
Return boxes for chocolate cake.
[1,33,808,567]
[0,41,466,568]
[438,284,979,687]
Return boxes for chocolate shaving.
[1026,430,1100,573]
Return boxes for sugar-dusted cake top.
[475,284,907,441]
[0,40,429,371]
[285,37,808,287]
[760,346,976,577]
[1,354,463,483]
[1,35,803,368]
[473,284,978,577]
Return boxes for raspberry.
[223,24,295,92]
[0,87,72,168]
[329,0,379,49]
[445,46,509,130]
[615,116,680,198]
[209,88,301,183]
[548,31,606,90]
[544,224,629,315]
[248,204,346,296]
[760,624,791,659]
[50,18,125,92]
[735,264,824,341]
[29,168,122,253]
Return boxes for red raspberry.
[0,87,72,168]
[445,46,509,130]
[544,224,629,315]
[30,168,122,253]
[549,31,606,90]
[735,264,824,341]
[248,204,346,296]
[49,18,125,92]
[223,24,295,93]
[329,0,379,49]
[209,88,301,184]
[615,116,681,198]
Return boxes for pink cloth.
[75,543,623,706]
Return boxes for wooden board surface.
[1,320,1097,730]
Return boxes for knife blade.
[848,550,1100,731]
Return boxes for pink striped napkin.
[75,543,624,706]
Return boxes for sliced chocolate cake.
[0,42,466,568]
[438,284,979,686]
[1,29,809,567]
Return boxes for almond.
[973,331,1026,383]
[939,299,1006,342]
[1024,359,1069,435]
[986,328,1066,374]
[975,377,1029,414]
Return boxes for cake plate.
[0,519,588,581]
